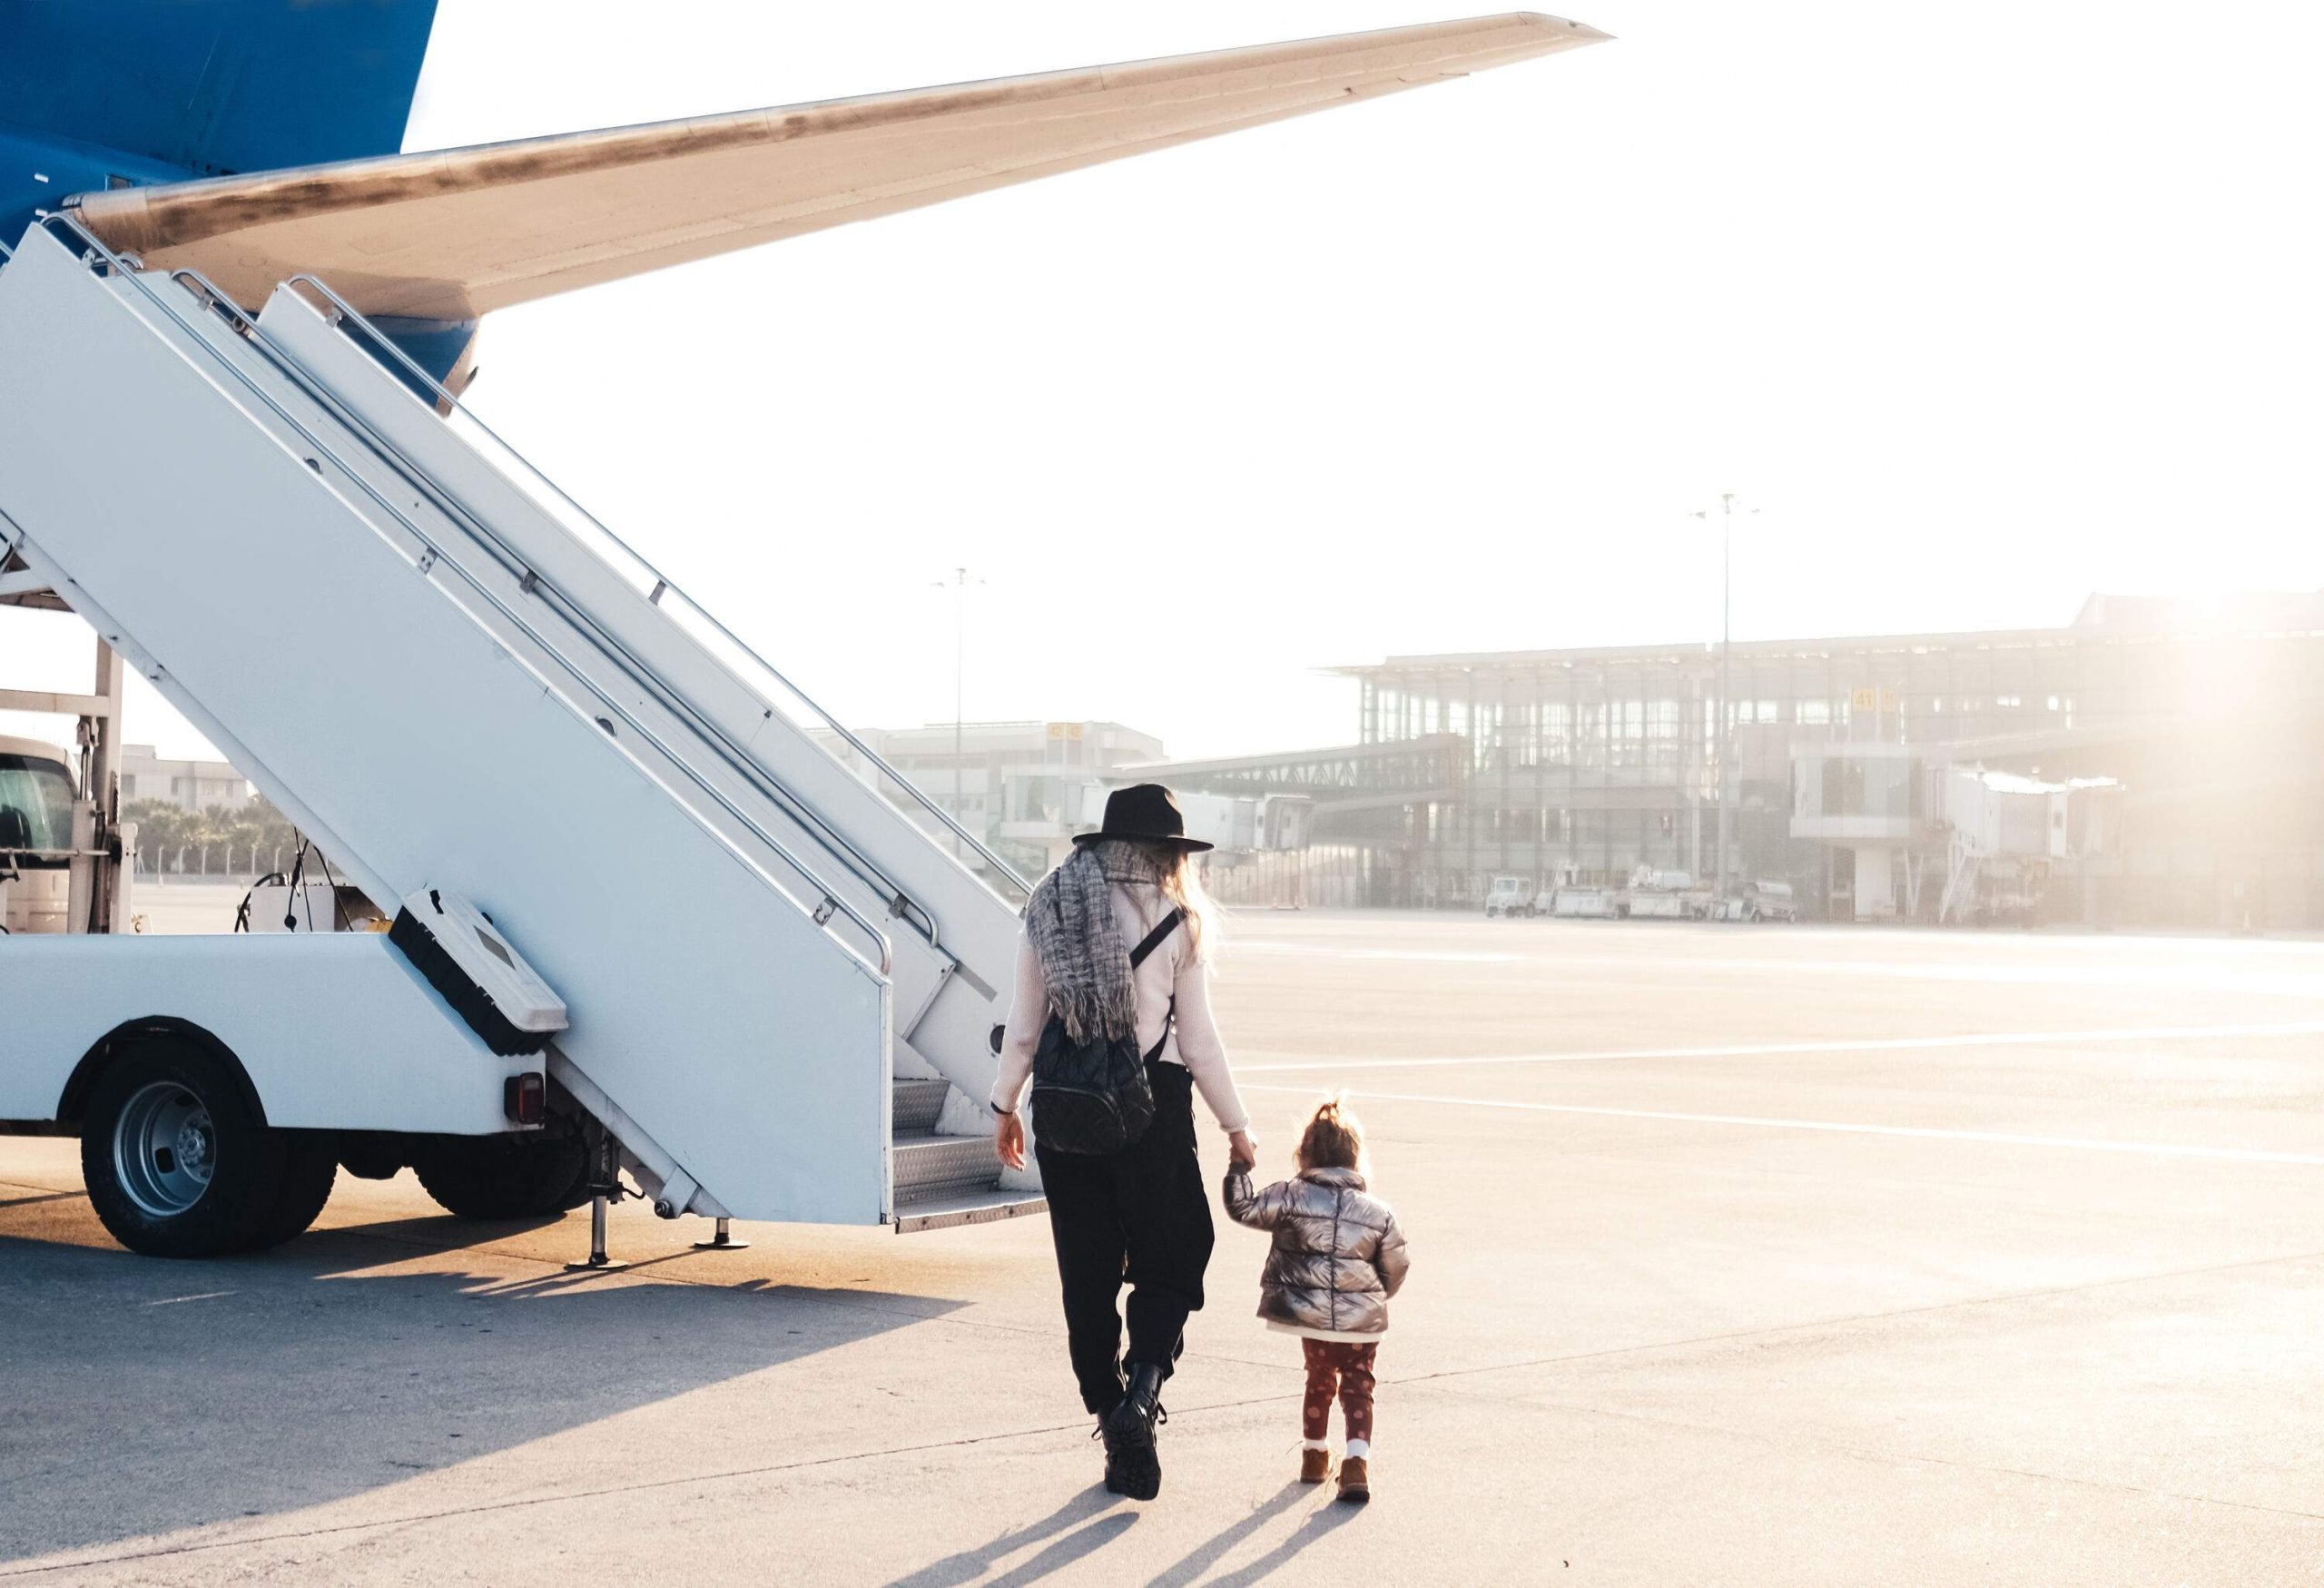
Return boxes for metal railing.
[175,260,944,952]
[35,212,896,975]
[278,273,1033,902]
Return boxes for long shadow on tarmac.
[885,1486,1137,1587]
[1183,1499,1361,1587]
[1144,1480,1351,1587]
[875,1474,1352,1586]
[0,1212,961,1564]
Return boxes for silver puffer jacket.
[1224,1166,1411,1338]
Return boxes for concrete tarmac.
[5,912,2323,1583]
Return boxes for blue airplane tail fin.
[0,0,438,177]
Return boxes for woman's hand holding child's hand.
[1227,1129,1258,1172]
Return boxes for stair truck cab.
[0,734,81,935]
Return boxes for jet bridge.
[0,216,1039,1237]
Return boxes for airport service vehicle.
[1546,885,1618,919]
[1618,866,1713,921]
[1483,876,1541,918]
[0,11,1600,1258]
[1700,873,1803,925]
[0,223,1047,1256]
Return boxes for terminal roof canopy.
[1332,591,2324,675]
[72,13,1604,321]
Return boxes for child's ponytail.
[1295,1090,1367,1176]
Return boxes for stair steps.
[889,1075,1039,1230]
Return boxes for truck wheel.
[81,1043,288,1258]
[252,1137,340,1249]
[413,1135,589,1220]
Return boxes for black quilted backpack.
[1029,907,1181,1155]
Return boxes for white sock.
[1302,1438,1329,1452]
[1344,1438,1370,1460]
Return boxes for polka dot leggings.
[1302,1338,1378,1445]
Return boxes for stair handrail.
[170,264,943,954]
[278,272,1033,903]
[34,212,896,975]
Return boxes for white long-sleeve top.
[990,881,1250,1134]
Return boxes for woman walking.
[992,784,1257,1500]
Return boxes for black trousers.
[1036,1061,1216,1415]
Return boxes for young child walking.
[1224,1094,1410,1504]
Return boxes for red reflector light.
[504,1072,547,1125]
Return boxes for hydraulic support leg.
[692,1217,750,1251]
[565,1128,628,1273]
[565,1193,625,1273]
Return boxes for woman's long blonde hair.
[1131,839,1222,963]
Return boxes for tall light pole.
[932,567,981,857]
[1692,494,1758,896]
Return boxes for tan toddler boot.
[1336,1455,1370,1504]
[1299,1448,1332,1484]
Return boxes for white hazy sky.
[6,2,2320,764]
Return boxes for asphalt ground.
[5,907,2323,1584]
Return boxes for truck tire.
[81,1042,290,1258]
[413,1135,589,1221]
[252,1137,340,1249]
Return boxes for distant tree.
[123,798,193,863]
[124,794,307,873]
[234,795,302,869]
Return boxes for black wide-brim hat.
[1072,782,1213,853]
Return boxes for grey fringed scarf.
[1025,840,1164,1044]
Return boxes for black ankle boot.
[1103,1362,1166,1500]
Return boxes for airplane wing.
[71,13,1604,322]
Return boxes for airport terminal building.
[1330,593,2324,927]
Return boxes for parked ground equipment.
[0,219,1039,1255]
[1483,876,1541,918]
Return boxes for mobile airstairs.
[0,215,1041,1256]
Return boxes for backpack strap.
[1144,994,1179,1066]
[1129,907,1184,1064]
[1127,906,1183,969]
